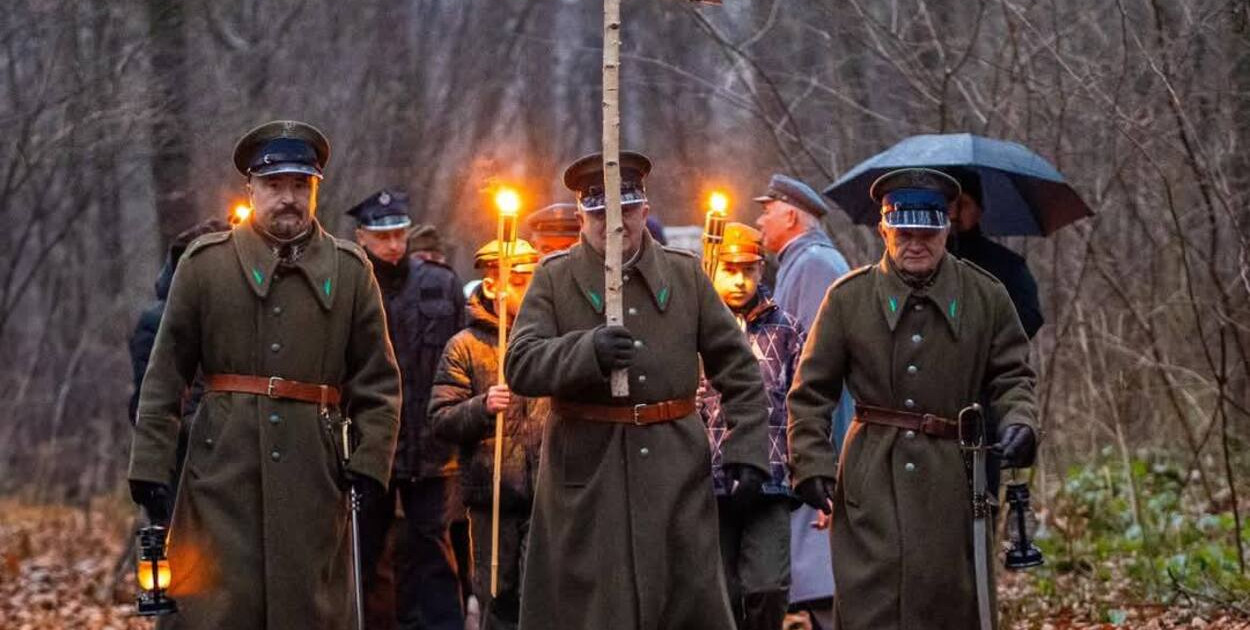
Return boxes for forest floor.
[1,498,1247,630]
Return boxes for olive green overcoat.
[128,222,401,630]
[787,254,1037,630]
[504,233,770,630]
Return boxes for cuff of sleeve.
[717,404,770,474]
[787,450,839,490]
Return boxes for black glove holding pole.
[795,476,835,514]
[593,325,636,375]
[995,424,1037,469]
[129,480,173,526]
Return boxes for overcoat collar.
[233,220,339,311]
[569,232,672,314]
[874,253,961,338]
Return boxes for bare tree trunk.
[146,0,195,247]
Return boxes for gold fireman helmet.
[473,238,541,273]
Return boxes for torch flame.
[232,204,252,224]
[708,191,729,215]
[138,559,172,591]
[494,188,521,217]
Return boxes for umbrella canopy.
[824,133,1092,236]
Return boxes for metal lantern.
[136,525,177,616]
[1003,480,1044,570]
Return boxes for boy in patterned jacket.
[699,222,805,630]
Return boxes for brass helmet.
[474,238,541,273]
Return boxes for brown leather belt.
[205,374,341,407]
[553,397,696,426]
[855,403,962,440]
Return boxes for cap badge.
[378,191,391,206]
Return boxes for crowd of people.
[128,120,1042,630]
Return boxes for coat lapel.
[233,225,280,300]
[873,254,962,339]
[569,234,672,314]
[232,221,339,311]
[630,235,672,313]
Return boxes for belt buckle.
[267,376,284,398]
[632,403,646,426]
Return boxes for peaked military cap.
[753,173,831,218]
[562,151,652,213]
[869,167,961,230]
[233,120,330,178]
[718,222,764,264]
[526,203,580,236]
[407,224,444,254]
[474,238,541,273]
[347,189,412,231]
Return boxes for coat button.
[912,334,922,343]
[623,274,631,283]
[907,365,918,375]
[904,462,916,472]
[913,303,923,311]
[268,413,281,425]
[272,306,282,316]
[638,374,647,383]
[270,449,281,461]
[204,437,214,447]
[270,342,281,353]
[640,447,650,457]
[904,399,915,409]
[633,339,643,348]
[904,430,916,439]
[628,307,638,316]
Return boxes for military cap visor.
[562,151,652,213]
[880,189,951,230]
[474,239,541,270]
[233,120,330,178]
[348,190,412,231]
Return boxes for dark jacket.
[949,226,1044,338]
[429,287,547,512]
[700,291,804,497]
[375,254,465,480]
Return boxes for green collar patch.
[888,296,898,313]
[323,278,332,297]
[252,267,265,285]
[585,289,604,313]
[657,286,670,309]
[948,298,957,318]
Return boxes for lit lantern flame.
[708,191,729,215]
[137,559,172,591]
[494,188,521,217]
[232,204,252,224]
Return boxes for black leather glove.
[794,476,835,514]
[995,424,1037,469]
[724,464,769,515]
[129,480,173,525]
[342,469,388,505]
[592,325,636,374]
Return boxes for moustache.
[272,205,303,218]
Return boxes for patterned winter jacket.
[699,291,804,497]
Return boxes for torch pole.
[603,0,628,397]
[491,198,518,597]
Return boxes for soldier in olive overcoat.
[787,168,1039,630]
[504,152,772,630]
[128,121,402,630]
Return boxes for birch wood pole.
[603,0,629,397]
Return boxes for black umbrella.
[824,133,1092,236]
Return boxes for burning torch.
[491,185,521,597]
[135,525,177,616]
[229,203,252,226]
[701,191,729,279]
